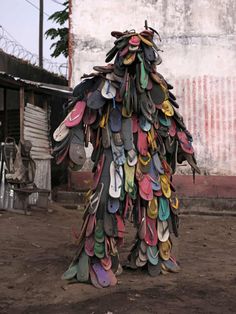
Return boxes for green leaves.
[45,28,58,39]
[45,1,68,58]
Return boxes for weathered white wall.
[70,0,236,175]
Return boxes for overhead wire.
[24,0,50,17]
[51,0,64,5]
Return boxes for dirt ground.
[0,203,236,314]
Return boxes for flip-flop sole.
[147,246,159,265]
[157,219,170,242]
[109,107,122,132]
[86,214,96,237]
[159,197,170,221]
[65,101,86,128]
[69,143,86,166]
[144,216,158,246]
[53,121,69,142]
[107,269,118,286]
[108,197,120,214]
[109,161,123,198]
[61,263,78,280]
[85,235,95,257]
[101,256,112,271]
[92,263,110,287]
[76,251,89,282]
[89,266,103,288]
[147,261,161,277]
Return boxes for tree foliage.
[45,1,68,58]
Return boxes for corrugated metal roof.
[0,71,72,96]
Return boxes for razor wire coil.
[0,25,67,77]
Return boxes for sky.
[0,0,67,73]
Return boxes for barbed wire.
[0,25,68,78]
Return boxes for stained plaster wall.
[70,0,236,175]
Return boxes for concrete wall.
[70,0,236,175]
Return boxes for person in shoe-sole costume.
[54,25,200,288]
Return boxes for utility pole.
[39,0,43,67]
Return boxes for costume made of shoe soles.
[54,28,200,288]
